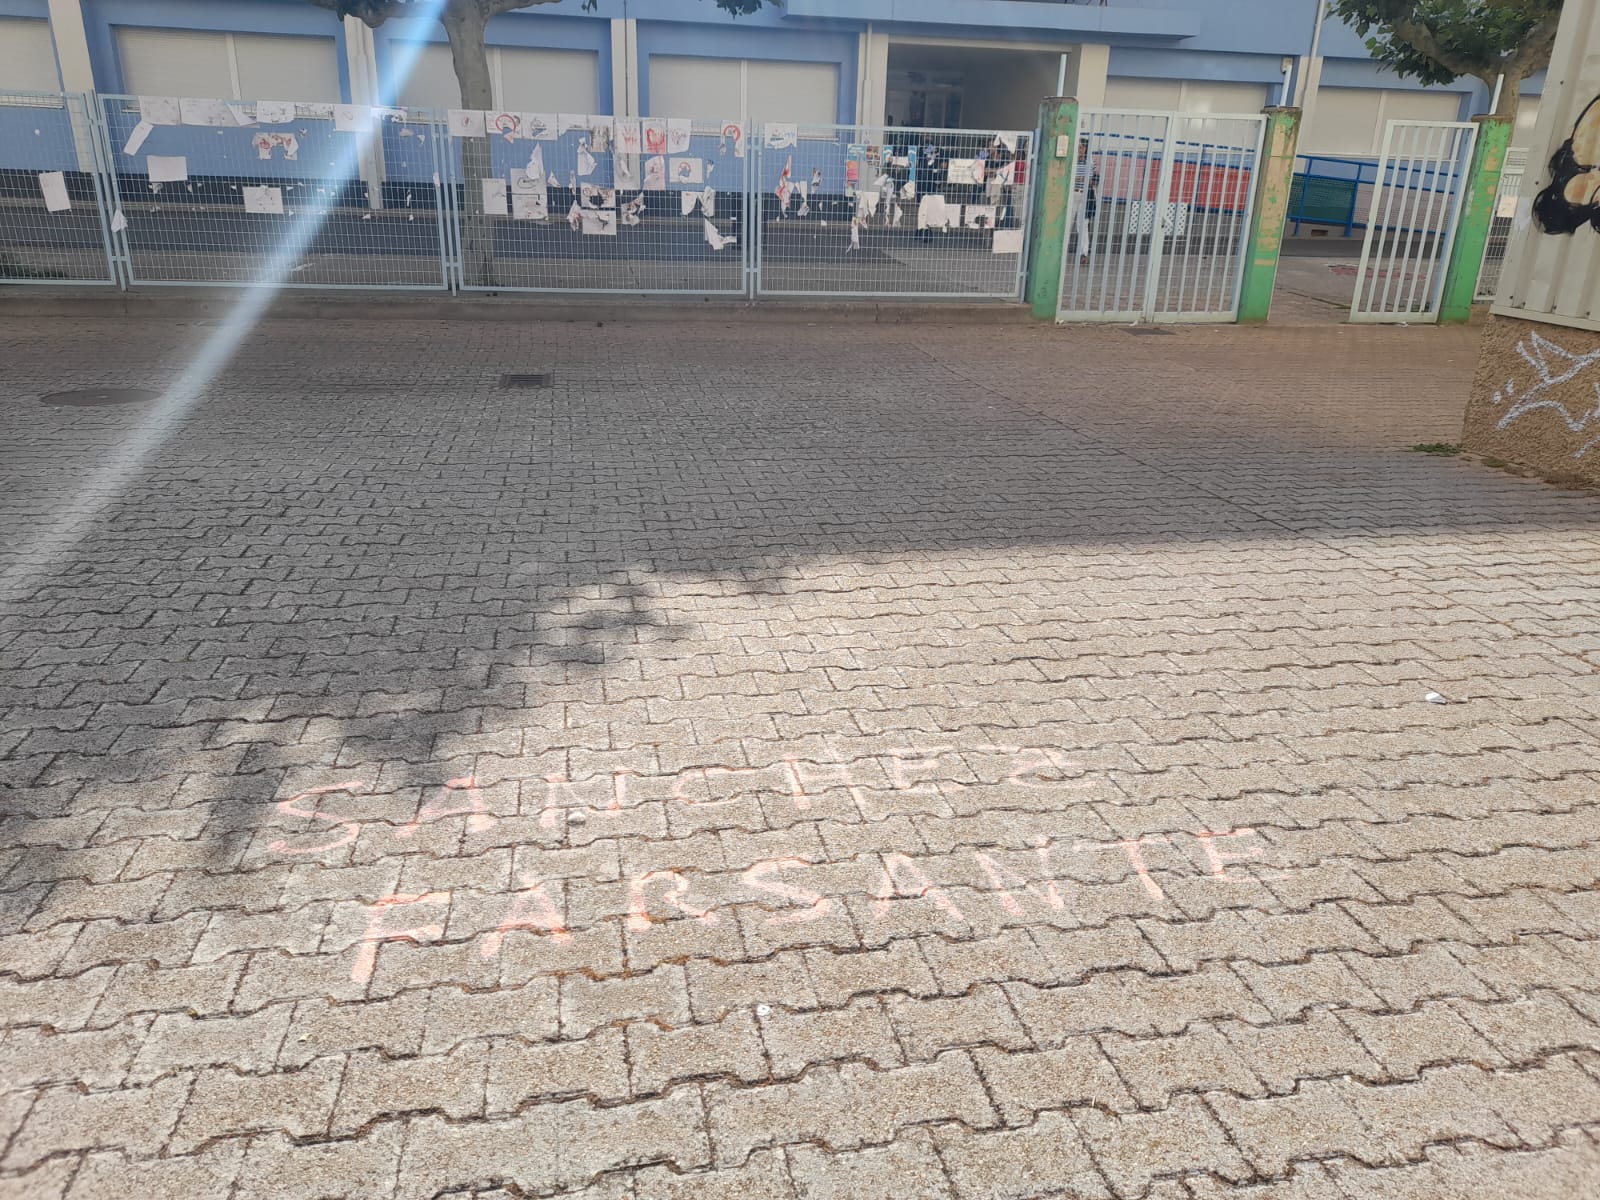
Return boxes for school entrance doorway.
[884,43,1070,133]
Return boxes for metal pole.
[1294,0,1329,107]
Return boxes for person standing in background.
[1073,138,1099,266]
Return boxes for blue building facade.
[2,0,1548,162]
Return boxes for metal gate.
[1350,119,1477,323]
[1057,109,1266,323]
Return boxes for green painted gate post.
[1236,107,1302,323]
[1027,97,1078,320]
[1438,114,1513,323]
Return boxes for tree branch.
[1386,14,1499,88]
[1506,6,1562,77]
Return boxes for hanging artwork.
[643,119,669,156]
[670,157,703,185]
[615,118,642,156]
[448,109,487,138]
[644,155,667,190]
[615,154,639,191]
[489,112,521,142]
[666,119,693,154]
[524,113,557,141]
[720,121,745,158]
[512,189,548,220]
[766,124,797,150]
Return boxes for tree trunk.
[442,1,498,287]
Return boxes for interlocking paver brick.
[5,315,1599,1198]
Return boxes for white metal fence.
[1350,119,1478,323]
[1056,109,1266,324]
[96,94,451,289]
[1,92,1038,302]
[445,114,752,294]
[1475,147,1528,302]
[753,124,1033,299]
[1,90,118,285]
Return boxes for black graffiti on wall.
[1534,94,1600,234]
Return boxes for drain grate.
[40,387,160,407]
[500,372,552,388]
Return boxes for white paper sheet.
[448,109,487,138]
[510,168,540,194]
[334,105,372,134]
[122,121,153,156]
[666,119,692,155]
[643,155,666,190]
[890,202,903,226]
[227,103,255,127]
[567,201,582,231]
[558,113,586,137]
[242,185,284,215]
[614,154,639,190]
[582,185,603,208]
[524,113,556,141]
[720,121,745,158]
[580,209,617,236]
[766,123,797,150]
[704,218,733,251]
[547,171,560,189]
[587,118,612,153]
[994,132,1018,153]
[916,195,948,230]
[621,194,645,226]
[253,132,299,161]
[992,229,1024,254]
[964,204,996,229]
[147,155,188,183]
[525,144,545,184]
[615,118,642,156]
[947,158,984,185]
[110,208,127,233]
[489,112,521,141]
[483,177,508,216]
[180,97,232,127]
[642,119,668,156]
[38,171,70,213]
[857,190,880,219]
[849,220,861,252]
[670,157,703,185]
[578,147,598,177]
[138,96,180,126]
[680,190,698,217]
[255,100,296,125]
[512,189,548,220]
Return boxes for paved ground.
[2,313,1599,1199]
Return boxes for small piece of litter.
[567,811,587,826]
[755,1004,771,1017]
[1424,692,1448,704]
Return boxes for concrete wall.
[1462,315,1600,483]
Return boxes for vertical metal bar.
[1352,118,1399,319]
[1142,113,1179,322]
[1387,125,1428,312]
[1402,125,1452,315]
[79,91,122,287]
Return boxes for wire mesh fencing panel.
[753,124,1032,298]
[1350,120,1477,323]
[1058,110,1264,323]
[98,95,450,289]
[1476,147,1528,301]
[0,90,118,285]
[445,113,749,294]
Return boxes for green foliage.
[1329,0,1561,89]
[1409,442,1463,455]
